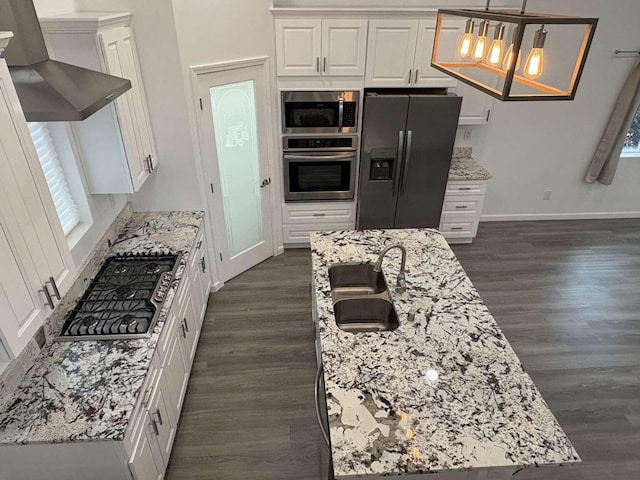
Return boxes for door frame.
[190,56,283,288]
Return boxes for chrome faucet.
[373,244,407,293]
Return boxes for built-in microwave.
[283,135,357,201]
[281,91,360,134]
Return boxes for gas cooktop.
[58,252,182,341]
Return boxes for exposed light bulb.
[501,26,522,71]
[524,48,544,79]
[524,27,547,79]
[486,23,505,67]
[457,18,475,58]
[472,21,490,62]
[502,43,521,71]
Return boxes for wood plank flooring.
[166,219,640,480]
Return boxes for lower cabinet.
[440,180,488,244]
[0,224,212,480]
[282,201,356,246]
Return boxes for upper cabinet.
[0,58,76,359]
[275,18,368,77]
[40,12,157,194]
[366,18,458,88]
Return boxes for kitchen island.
[310,229,579,479]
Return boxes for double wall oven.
[281,90,360,202]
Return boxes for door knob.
[260,177,271,188]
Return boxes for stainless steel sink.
[328,263,387,296]
[328,263,399,333]
[333,298,399,333]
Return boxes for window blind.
[27,122,80,236]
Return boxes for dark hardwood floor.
[166,219,640,480]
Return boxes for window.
[623,104,640,155]
[27,122,81,235]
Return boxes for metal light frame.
[431,8,598,101]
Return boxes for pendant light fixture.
[430,0,598,101]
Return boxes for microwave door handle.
[284,153,356,161]
[392,130,405,197]
[338,97,344,131]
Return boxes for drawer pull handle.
[41,285,55,309]
[152,408,163,426]
[181,323,187,338]
[451,227,464,230]
[313,213,326,217]
[150,419,159,436]
[196,239,203,250]
[458,187,472,191]
[141,387,152,408]
[183,317,189,333]
[454,205,468,209]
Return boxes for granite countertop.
[310,229,579,478]
[449,148,492,181]
[0,211,204,445]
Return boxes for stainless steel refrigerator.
[357,90,462,229]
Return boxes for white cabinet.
[366,18,456,88]
[440,180,488,244]
[275,18,368,76]
[282,201,356,246]
[456,81,494,124]
[129,414,163,480]
[40,12,157,194]
[0,58,76,360]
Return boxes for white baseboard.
[211,280,224,292]
[481,211,640,221]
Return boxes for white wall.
[77,0,201,212]
[473,0,640,219]
[33,0,77,16]
[59,0,640,221]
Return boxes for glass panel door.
[209,80,264,258]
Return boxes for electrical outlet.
[543,190,552,200]
[463,128,472,141]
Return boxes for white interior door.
[198,65,274,282]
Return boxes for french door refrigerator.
[357,90,462,229]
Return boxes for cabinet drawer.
[445,181,487,195]
[283,223,355,245]
[282,202,355,224]
[124,356,160,457]
[442,195,484,215]
[439,219,478,238]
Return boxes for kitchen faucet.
[373,244,407,293]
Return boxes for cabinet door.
[129,413,163,480]
[148,372,177,468]
[365,19,418,87]
[0,62,75,356]
[0,222,47,357]
[163,326,189,420]
[178,285,199,368]
[456,81,494,124]
[321,19,368,76]
[99,26,156,191]
[413,18,459,88]
[275,18,322,76]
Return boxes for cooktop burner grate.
[58,252,181,341]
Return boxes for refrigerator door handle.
[392,130,405,197]
[399,130,413,195]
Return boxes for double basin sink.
[328,263,399,333]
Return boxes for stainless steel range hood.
[0,0,131,122]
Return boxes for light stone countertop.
[310,229,579,478]
[0,211,204,444]
[449,148,492,181]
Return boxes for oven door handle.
[284,153,356,161]
[337,96,344,131]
